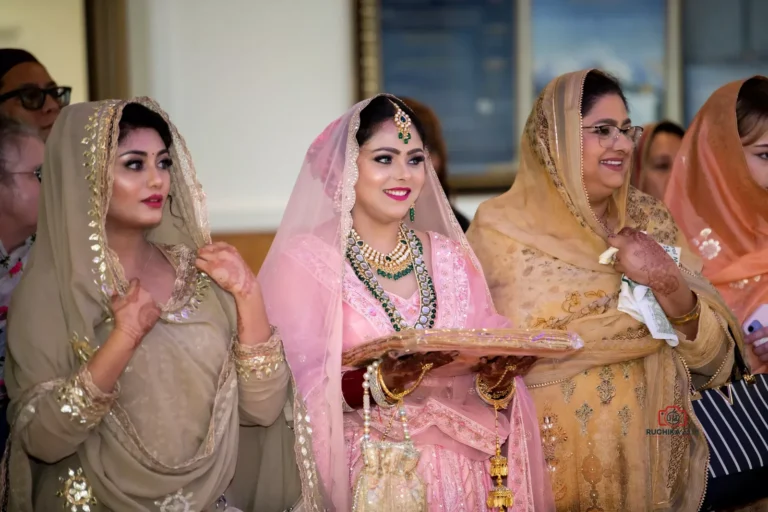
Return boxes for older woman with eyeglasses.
[0,114,44,454]
[468,70,734,511]
[0,49,71,141]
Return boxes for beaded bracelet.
[368,364,397,409]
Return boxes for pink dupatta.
[258,95,553,511]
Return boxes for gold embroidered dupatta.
[2,99,299,511]
[468,70,737,511]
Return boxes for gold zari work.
[56,367,118,428]
[232,331,285,382]
[57,468,97,512]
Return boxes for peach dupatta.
[665,77,768,334]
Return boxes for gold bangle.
[475,376,516,409]
[668,294,701,325]
[377,362,433,402]
[369,365,397,409]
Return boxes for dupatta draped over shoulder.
[468,70,736,511]
[3,99,299,511]
[665,77,768,336]
[258,94,553,511]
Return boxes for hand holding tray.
[342,328,584,376]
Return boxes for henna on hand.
[137,301,161,334]
[111,280,140,313]
[198,244,257,297]
[477,355,536,389]
[111,280,161,346]
[380,351,454,391]
[617,227,681,297]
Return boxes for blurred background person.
[632,120,684,201]
[0,49,71,141]
[0,114,44,455]
[402,97,471,231]
[666,76,768,374]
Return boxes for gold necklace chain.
[350,224,413,280]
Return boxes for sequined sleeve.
[57,365,119,428]
[14,365,118,464]
[234,330,290,426]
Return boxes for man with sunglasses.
[0,49,71,141]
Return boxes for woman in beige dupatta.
[2,99,300,511]
[467,70,737,511]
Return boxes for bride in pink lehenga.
[258,95,554,511]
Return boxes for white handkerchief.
[601,242,682,346]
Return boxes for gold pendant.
[57,467,97,512]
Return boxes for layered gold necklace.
[346,224,437,332]
[349,224,413,281]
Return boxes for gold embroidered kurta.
[467,70,737,512]
[480,237,727,511]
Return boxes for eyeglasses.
[0,86,72,111]
[582,124,644,148]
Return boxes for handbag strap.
[732,335,755,382]
[691,327,754,398]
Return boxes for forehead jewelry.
[390,100,412,144]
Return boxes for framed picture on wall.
[682,0,768,124]
[531,0,668,127]
[355,0,519,192]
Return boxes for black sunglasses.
[0,86,72,111]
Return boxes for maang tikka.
[390,100,412,144]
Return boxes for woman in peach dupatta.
[468,70,736,511]
[259,94,553,511]
[666,76,768,373]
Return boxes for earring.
[409,204,416,222]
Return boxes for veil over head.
[258,94,551,510]
[469,70,740,511]
[665,76,768,324]
[3,99,293,510]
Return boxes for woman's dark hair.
[736,77,768,145]
[356,96,427,148]
[581,70,629,117]
[116,103,181,219]
[654,120,685,139]
[117,103,173,148]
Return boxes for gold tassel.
[487,424,513,509]
[477,377,517,511]
[490,453,508,478]
[487,482,514,509]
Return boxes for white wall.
[126,0,355,233]
[0,0,89,103]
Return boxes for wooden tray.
[342,328,584,375]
